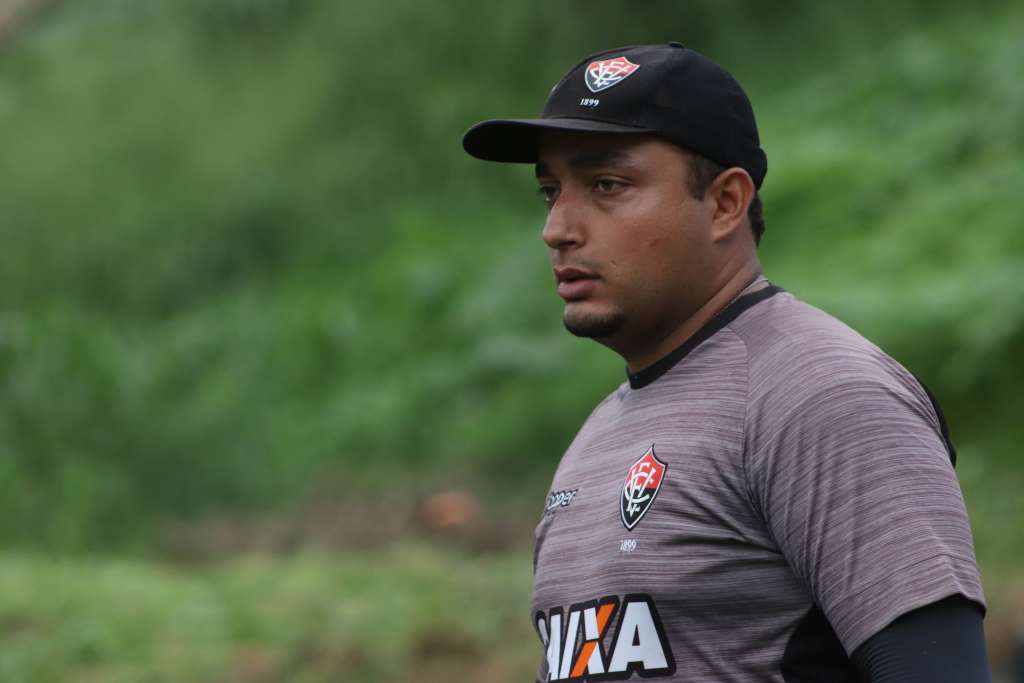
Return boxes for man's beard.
[563,308,625,339]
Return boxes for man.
[462,43,990,682]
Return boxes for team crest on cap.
[620,445,666,530]
[585,56,640,93]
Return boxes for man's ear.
[709,167,755,242]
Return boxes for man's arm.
[746,358,986,654]
[852,595,991,683]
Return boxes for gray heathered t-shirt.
[532,279,985,682]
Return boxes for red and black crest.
[584,56,640,93]
[620,445,667,530]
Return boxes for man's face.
[535,132,722,358]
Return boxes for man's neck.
[623,263,764,374]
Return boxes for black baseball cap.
[462,42,767,189]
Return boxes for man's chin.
[562,306,625,339]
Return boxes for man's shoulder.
[726,287,931,411]
[575,380,631,429]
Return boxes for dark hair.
[686,154,765,245]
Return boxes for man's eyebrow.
[535,149,637,178]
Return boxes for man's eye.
[538,185,558,205]
[594,178,624,193]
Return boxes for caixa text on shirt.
[535,594,675,681]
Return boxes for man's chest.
[533,414,779,611]
[530,370,809,681]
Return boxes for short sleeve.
[746,364,986,654]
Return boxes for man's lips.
[553,267,600,301]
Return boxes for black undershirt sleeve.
[851,595,992,683]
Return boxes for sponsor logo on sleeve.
[535,594,675,681]
[620,445,667,531]
[584,56,640,93]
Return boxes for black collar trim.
[627,284,783,390]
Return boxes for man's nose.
[541,193,584,250]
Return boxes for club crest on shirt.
[620,445,666,530]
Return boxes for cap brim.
[462,118,654,163]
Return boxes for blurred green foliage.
[0,544,536,682]
[1,2,1023,681]
[0,0,1021,558]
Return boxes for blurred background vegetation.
[0,0,1021,680]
